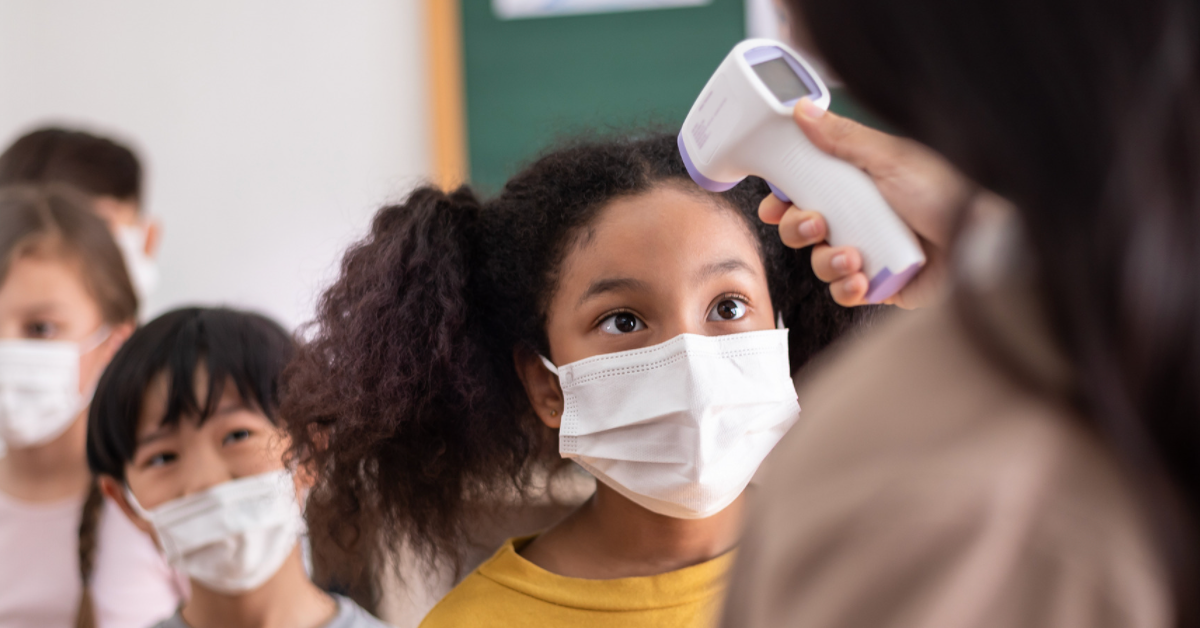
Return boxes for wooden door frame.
[426,0,468,189]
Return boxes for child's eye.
[24,321,58,339]
[223,429,252,446]
[707,298,747,321]
[146,452,177,468]
[599,312,645,335]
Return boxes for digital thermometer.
[679,39,925,303]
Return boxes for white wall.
[0,1,430,330]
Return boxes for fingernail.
[799,97,826,119]
[799,219,820,239]
[832,254,848,272]
[840,276,863,295]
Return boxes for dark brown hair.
[789,0,1200,622]
[0,185,137,628]
[281,132,873,573]
[0,128,142,204]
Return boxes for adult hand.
[761,99,972,309]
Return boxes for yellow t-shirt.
[420,536,735,628]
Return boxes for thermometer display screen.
[752,58,811,103]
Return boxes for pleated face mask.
[540,329,800,519]
[127,469,305,594]
[0,327,109,448]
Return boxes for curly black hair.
[281,132,873,570]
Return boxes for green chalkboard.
[461,0,747,193]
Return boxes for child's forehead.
[135,366,243,436]
[584,187,754,249]
[557,189,763,290]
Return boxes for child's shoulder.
[419,537,552,628]
[418,562,515,628]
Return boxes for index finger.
[758,193,790,225]
[792,98,902,173]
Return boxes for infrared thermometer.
[679,39,925,303]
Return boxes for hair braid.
[74,477,104,628]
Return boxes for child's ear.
[294,461,318,492]
[145,218,162,257]
[101,322,136,363]
[513,346,564,429]
[98,475,156,540]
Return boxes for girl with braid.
[0,186,183,628]
[283,133,875,628]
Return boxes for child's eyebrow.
[137,423,178,447]
[14,301,66,318]
[693,258,757,283]
[577,277,651,307]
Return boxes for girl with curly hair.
[282,132,874,628]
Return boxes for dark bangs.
[87,307,294,481]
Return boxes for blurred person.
[279,132,875,628]
[0,186,183,628]
[0,127,160,303]
[719,0,1200,626]
[87,307,389,628]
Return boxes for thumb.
[792,98,896,172]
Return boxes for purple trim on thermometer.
[864,262,922,303]
[766,181,791,203]
[743,46,784,64]
[677,132,739,192]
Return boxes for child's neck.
[520,482,745,579]
[181,548,336,628]
[0,412,90,503]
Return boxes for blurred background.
[0,0,790,331]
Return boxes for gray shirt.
[151,594,391,628]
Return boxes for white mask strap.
[538,355,559,376]
[80,325,113,354]
[123,485,153,520]
[776,312,785,330]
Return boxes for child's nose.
[661,310,708,340]
[179,441,235,496]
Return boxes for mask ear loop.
[123,485,153,520]
[538,356,565,419]
[76,326,114,408]
[79,326,113,354]
[776,312,785,330]
[122,485,180,561]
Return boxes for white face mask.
[541,328,800,519]
[127,469,305,594]
[114,223,159,303]
[0,328,109,449]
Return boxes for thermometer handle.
[761,132,925,303]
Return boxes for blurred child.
[0,127,160,303]
[88,307,389,628]
[0,185,183,627]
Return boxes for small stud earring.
[551,410,558,417]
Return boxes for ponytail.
[282,185,550,568]
[74,477,104,628]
